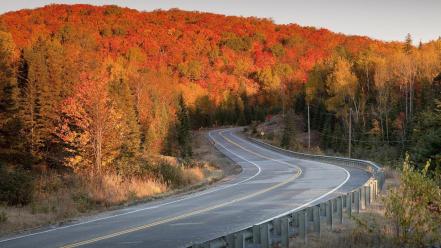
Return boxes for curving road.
[0,128,370,248]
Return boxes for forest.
[0,4,440,212]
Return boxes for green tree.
[280,110,297,149]
[0,31,28,166]
[176,95,192,158]
[411,100,441,171]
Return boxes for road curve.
[0,128,370,248]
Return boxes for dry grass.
[86,174,168,205]
[0,161,219,236]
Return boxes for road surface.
[0,128,370,248]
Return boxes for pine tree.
[176,94,192,158]
[404,33,413,54]
[0,31,28,166]
[20,38,65,166]
[281,110,296,149]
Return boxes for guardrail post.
[234,232,245,248]
[367,184,372,205]
[374,179,378,200]
[355,190,360,213]
[347,192,352,217]
[308,207,314,222]
[360,187,366,210]
[260,223,271,248]
[364,186,369,207]
[281,216,289,248]
[337,196,343,224]
[291,213,298,236]
[326,200,333,229]
[274,218,281,236]
[320,203,326,217]
[298,210,307,243]
[252,225,260,244]
[226,234,234,247]
[343,194,347,209]
[313,205,321,236]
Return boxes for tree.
[57,71,121,175]
[404,33,413,54]
[373,56,393,141]
[411,100,441,171]
[107,58,142,174]
[19,38,66,166]
[0,31,28,166]
[280,110,297,149]
[176,94,192,158]
[325,57,359,123]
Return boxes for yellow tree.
[57,71,121,175]
[325,56,359,123]
[373,55,393,140]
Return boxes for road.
[0,128,370,248]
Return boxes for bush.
[0,210,7,223]
[155,161,185,188]
[0,166,34,206]
[384,155,441,247]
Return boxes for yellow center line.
[61,130,301,248]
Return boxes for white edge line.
[0,129,262,244]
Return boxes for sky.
[1,0,440,43]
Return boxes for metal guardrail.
[188,135,384,248]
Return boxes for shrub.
[155,160,186,188]
[0,210,7,223]
[384,155,441,247]
[0,166,34,206]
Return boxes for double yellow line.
[62,130,301,247]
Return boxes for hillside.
[0,2,439,179]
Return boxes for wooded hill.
[0,4,440,179]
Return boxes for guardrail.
[188,135,384,248]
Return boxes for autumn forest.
[0,4,440,220]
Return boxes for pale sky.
[1,0,440,43]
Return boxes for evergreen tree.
[0,31,28,166]
[176,94,192,158]
[411,99,441,171]
[20,38,65,166]
[281,110,296,149]
[404,33,413,54]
